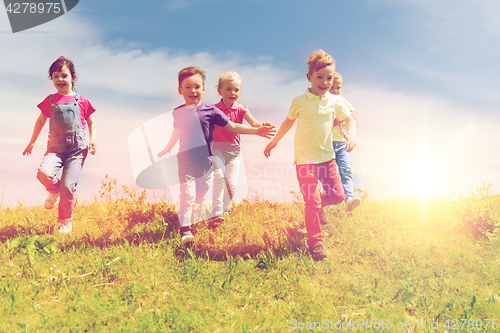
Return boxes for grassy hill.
[1,178,500,332]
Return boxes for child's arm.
[243,111,273,128]
[334,112,358,127]
[343,114,357,152]
[86,114,97,155]
[263,117,295,158]
[157,128,181,158]
[22,113,48,156]
[223,121,275,139]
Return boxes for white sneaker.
[346,197,361,211]
[58,219,72,234]
[44,192,59,209]
[180,229,194,246]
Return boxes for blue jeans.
[333,141,354,199]
[37,137,88,220]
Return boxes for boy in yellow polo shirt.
[264,50,356,261]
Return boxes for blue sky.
[74,0,500,104]
[1,0,499,206]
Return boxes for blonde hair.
[334,72,343,83]
[217,71,242,90]
[306,49,335,75]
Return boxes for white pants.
[178,153,213,228]
[212,146,240,216]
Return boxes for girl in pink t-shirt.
[212,71,271,217]
[23,56,97,233]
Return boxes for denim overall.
[37,94,88,223]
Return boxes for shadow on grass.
[1,178,312,261]
[171,213,308,262]
[1,204,308,262]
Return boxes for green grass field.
[1,179,500,332]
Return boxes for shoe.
[58,219,72,234]
[345,197,361,212]
[310,243,327,261]
[319,207,328,225]
[44,192,59,209]
[180,227,194,246]
[206,215,225,230]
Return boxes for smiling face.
[306,64,336,98]
[178,73,205,106]
[51,65,75,95]
[218,79,241,108]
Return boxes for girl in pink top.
[212,71,271,217]
[23,56,97,233]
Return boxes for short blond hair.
[307,50,335,75]
[334,72,343,83]
[217,71,242,90]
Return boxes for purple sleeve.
[213,106,230,127]
[173,106,182,129]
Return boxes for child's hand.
[89,141,97,155]
[256,124,276,139]
[333,118,343,127]
[345,133,356,152]
[157,148,171,159]
[264,141,277,158]
[262,121,274,127]
[22,143,35,156]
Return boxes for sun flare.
[398,152,448,199]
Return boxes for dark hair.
[178,66,206,87]
[48,56,77,90]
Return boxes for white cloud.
[1,8,499,208]
[343,83,500,199]
[0,13,305,206]
[403,0,500,33]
